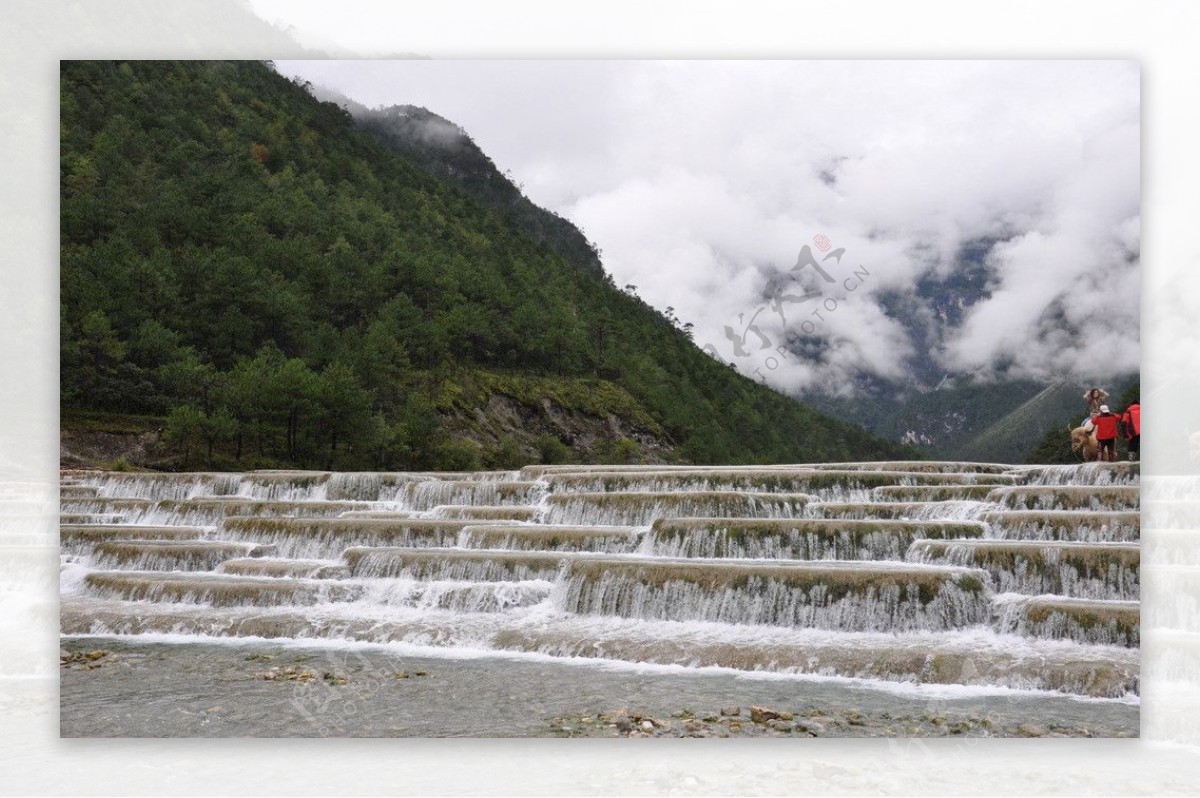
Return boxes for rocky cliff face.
[444,392,676,465]
[60,427,170,470]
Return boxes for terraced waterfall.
[60,461,1140,717]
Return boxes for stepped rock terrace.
[541,490,811,526]
[986,485,1139,511]
[647,517,985,560]
[542,469,1014,497]
[559,556,990,631]
[980,510,1140,542]
[60,460,1140,705]
[906,539,1140,600]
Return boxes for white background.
[4,1,1200,794]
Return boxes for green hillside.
[802,377,1046,457]
[957,377,1139,464]
[354,103,608,281]
[60,59,914,471]
[952,380,1089,463]
[1024,380,1140,464]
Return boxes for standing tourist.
[1122,399,1141,461]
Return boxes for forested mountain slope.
[60,60,913,470]
[352,102,607,280]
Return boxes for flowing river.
[59,460,1140,736]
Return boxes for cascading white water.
[1014,462,1141,487]
[991,592,1140,647]
[553,557,991,632]
[539,490,811,526]
[215,517,481,560]
[458,524,642,553]
[59,461,1140,699]
[401,480,546,511]
[987,485,1139,512]
[646,518,985,560]
[355,577,554,613]
[91,540,274,571]
[906,539,1140,600]
[981,510,1140,543]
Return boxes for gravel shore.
[547,705,1129,738]
[60,637,1138,738]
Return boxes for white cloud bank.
[275,59,1140,393]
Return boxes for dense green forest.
[60,60,913,471]
[352,103,608,282]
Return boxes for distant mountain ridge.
[802,363,1138,463]
[795,236,1137,461]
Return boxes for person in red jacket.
[1086,405,1122,462]
[1121,400,1141,461]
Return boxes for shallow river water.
[60,636,1137,738]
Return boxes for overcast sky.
[273,59,1140,395]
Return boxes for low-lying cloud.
[276,59,1140,394]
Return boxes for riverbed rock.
[258,665,316,682]
[541,704,1098,739]
[796,719,825,735]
